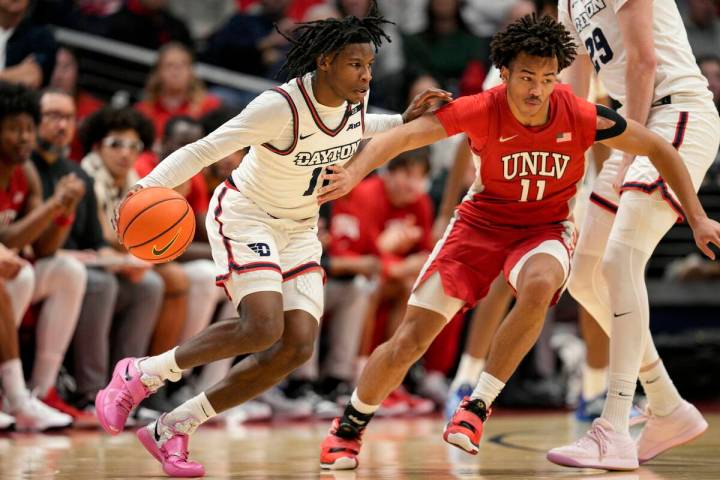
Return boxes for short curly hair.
[79,107,155,154]
[0,81,40,125]
[490,14,576,72]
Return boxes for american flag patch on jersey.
[556,132,572,143]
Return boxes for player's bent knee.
[390,322,434,366]
[517,274,559,307]
[242,311,285,350]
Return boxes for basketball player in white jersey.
[548,0,720,470]
[92,9,451,477]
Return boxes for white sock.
[350,390,380,415]
[0,359,29,408]
[601,374,635,434]
[159,392,216,441]
[582,364,607,400]
[450,354,485,390]
[30,352,63,397]
[639,360,682,417]
[139,347,182,382]
[470,372,505,407]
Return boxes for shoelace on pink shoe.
[586,422,610,458]
[115,390,135,415]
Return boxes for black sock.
[336,403,374,438]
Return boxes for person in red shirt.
[135,43,221,140]
[328,148,438,414]
[318,14,720,470]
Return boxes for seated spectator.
[79,107,190,364]
[682,0,720,59]
[168,0,238,40]
[329,148,439,414]
[699,55,720,113]
[49,47,105,162]
[402,0,489,93]
[0,0,57,88]
[135,115,222,352]
[135,43,222,140]
[0,81,86,423]
[32,89,163,415]
[105,0,194,51]
[0,243,72,431]
[201,0,293,78]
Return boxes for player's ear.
[317,53,330,72]
[500,66,509,83]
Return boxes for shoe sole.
[137,426,164,462]
[546,451,639,470]
[638,418,708,464]
[443,431,479,455]
[320,457,358,470]
[95,388,120,435]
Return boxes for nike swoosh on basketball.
[152,229,181,256]
[499,134,518,142]
[300,132,316,140]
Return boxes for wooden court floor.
[1,411,719,479]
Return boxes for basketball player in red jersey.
[317,14,720,470]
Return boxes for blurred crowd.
[0,0,718,432]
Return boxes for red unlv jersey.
[435,84,597,227]
[0,166,29,226]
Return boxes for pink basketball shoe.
[137,414,205,477]
[95,358,162,435]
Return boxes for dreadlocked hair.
[490,14,576,72]
[279,1,393,80]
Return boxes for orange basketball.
[117,187,195,264]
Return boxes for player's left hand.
[402,88,453,124]
[317,164,359,204]
[689,215,720,260]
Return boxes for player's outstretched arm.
[317,113,448,204]
[598,113,720,259]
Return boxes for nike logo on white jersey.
[499,135,518,142]
[299,132,316,140]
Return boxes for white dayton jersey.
[138,72,402,221]
[559,0,714,109]
[234,75,367,220]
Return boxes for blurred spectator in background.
[699,55,720,113]
[49,47,105,161]
[0,0,57,88]
[0,243,72,431]
[79,107,190,363]
[682,0,720,59]
[330,148,437,415]
[32,89,162,417]
[106,0,194,51]
[0,81,85,424]
[169,0,238,40]
[402,0,489,95]
[136,43,221,140]
[201,0,293,78]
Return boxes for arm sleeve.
[594,104,627,141]
[434,94,489,139]
[363,113,404,138]
[557,1,589,56]
[137,90,292,188]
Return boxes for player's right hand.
[689,215,720,260]
[113,184,144,242]
[317,164,358,204]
